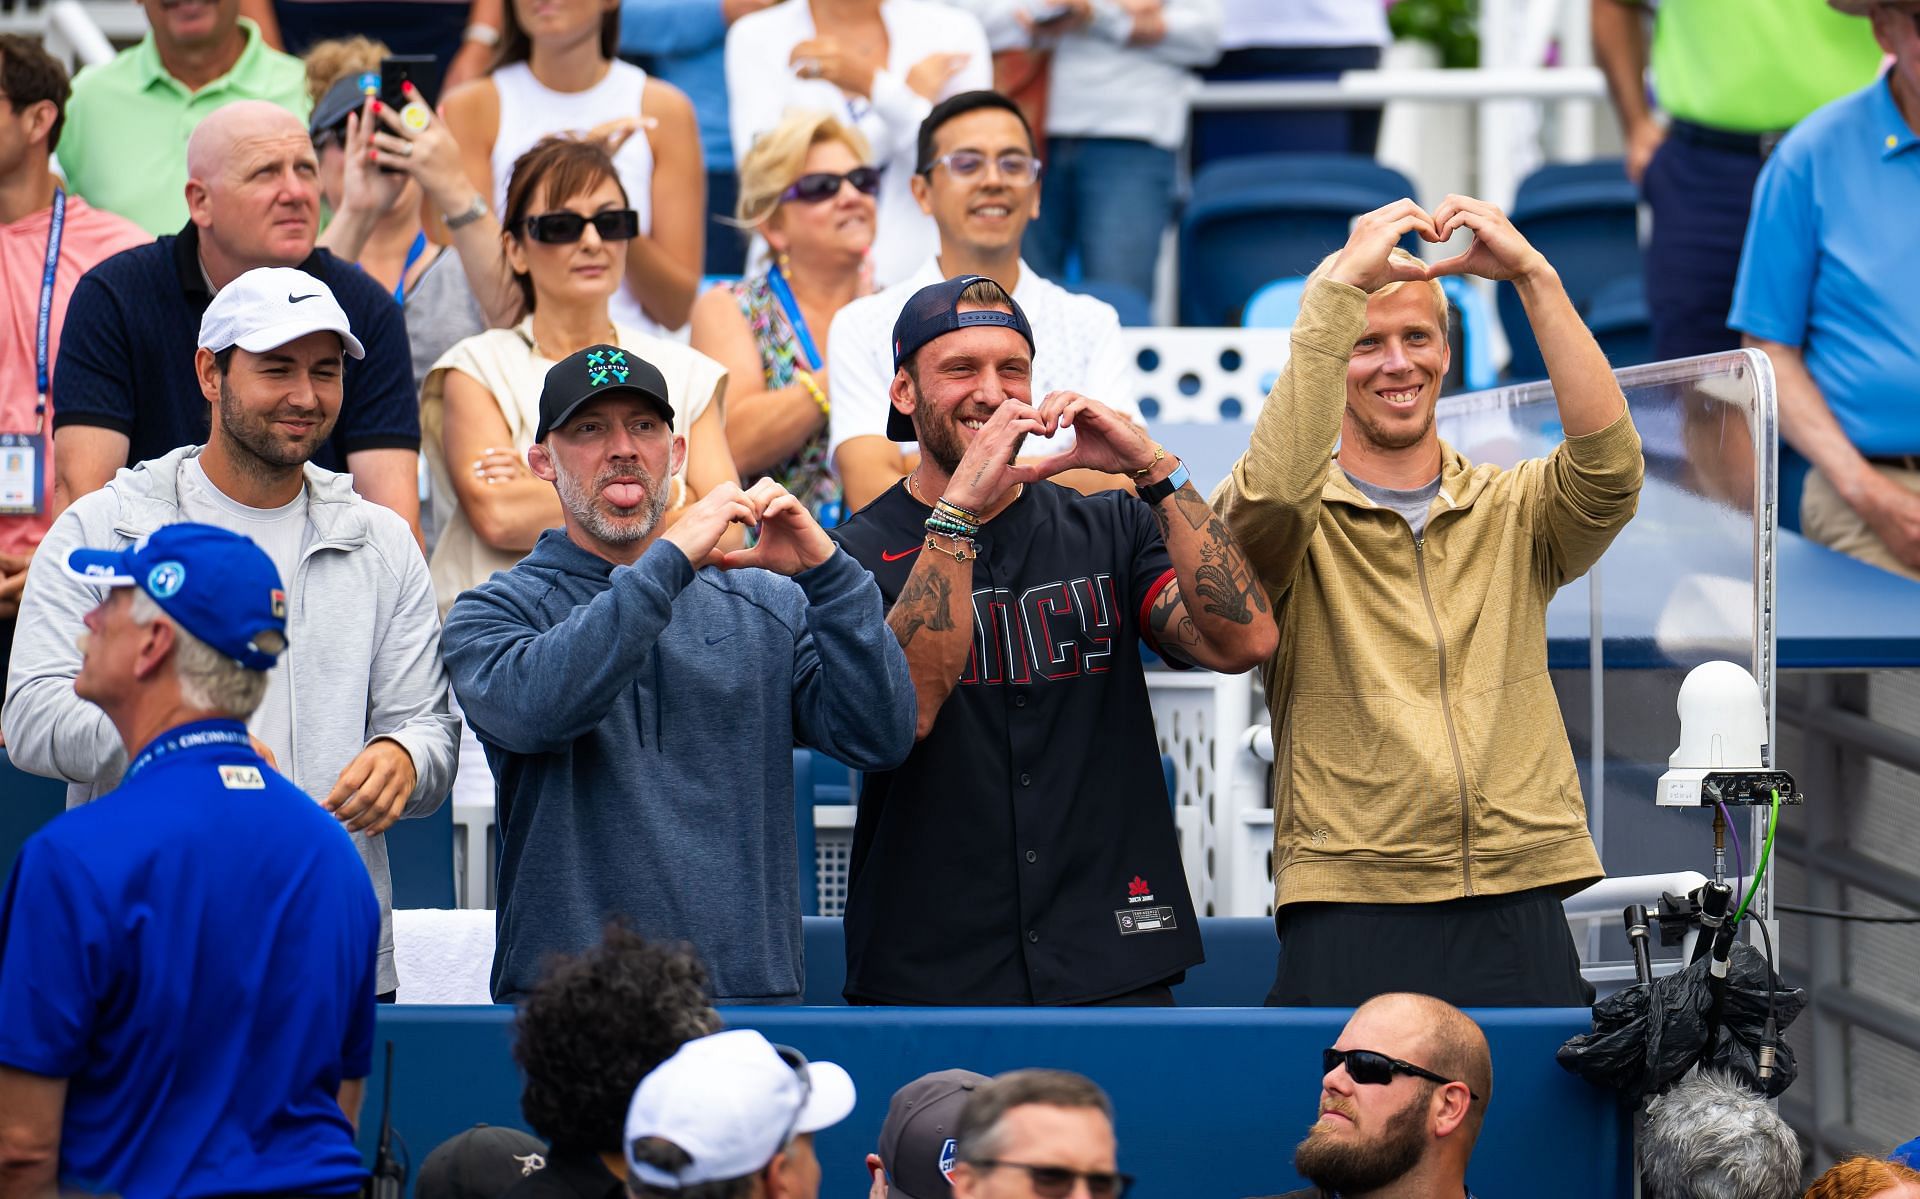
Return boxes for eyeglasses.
[922,150,1042,183]
[521,209,641,244]
[970,1161,1133,1198]
[781,166,883,204]
[1322,1048,1481,1102]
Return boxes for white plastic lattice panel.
[1146,671,1257,917]
[1122,329,1291,423]
[814,807,855,917]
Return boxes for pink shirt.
[0,192,149,555]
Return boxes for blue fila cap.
[64,523,289,672]
[888,274,1035,442]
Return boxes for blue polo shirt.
[0,719,378,1199]
[52,222,420,472]
[1729,75,1920,454]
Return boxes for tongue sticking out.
[603,482,645,508]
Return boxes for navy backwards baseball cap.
[64,523,289,672]
[887,275,1035,441]
[310,73,375,139]
[536,343,674,442]
[877,1069,990,1199]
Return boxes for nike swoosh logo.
[704,633,736,645]
[881,546,921,562]
[288,293,321,303]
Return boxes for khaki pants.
[1801,464,1920,581]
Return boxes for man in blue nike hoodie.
[442,344,915,1003]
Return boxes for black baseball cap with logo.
[887,275,1036,442]
[535,343,674,442]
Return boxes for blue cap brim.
[64,546,137,587]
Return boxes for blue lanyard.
[34,188,66,432]
[124,720,255,783]
[394,230,428,306]
[765,262,823,371]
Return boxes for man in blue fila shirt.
[0,522,378,1199]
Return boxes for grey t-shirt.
[176,457,313,776]
[1344,469,1442,538]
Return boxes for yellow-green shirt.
[58,19,310,235]
[1650,0,1885,133]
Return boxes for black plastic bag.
[1556,943,1806,1102]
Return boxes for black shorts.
[1266,886,1595,1008]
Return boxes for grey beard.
[556,465,668,546]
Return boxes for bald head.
[183,102,320,278]
[187,101,308,182]
[1351,993,1493,1131]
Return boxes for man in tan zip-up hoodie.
[1213,196,1645,1007]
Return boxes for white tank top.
[490,60,660,334]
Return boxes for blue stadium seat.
[1065,278,1153,327]
[795,747,860,917]
[1179,154,1418,327]
[1586,274,1654,369]
[386,800,457,910]
[1496,159,1643,381]
[0,750,66,881]
[1244,274,1498,392]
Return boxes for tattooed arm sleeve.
[886,542,977,740]
[1142,481,1279,674]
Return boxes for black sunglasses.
[781,166,883,204]
[971,1161,1133,1198]
[522,209,641,244]
[1323,1048,1480,1102]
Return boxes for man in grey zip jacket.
[441,344,915,1004]
[2,270,457,998]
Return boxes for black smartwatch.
[1137,461,1190,506]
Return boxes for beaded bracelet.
[934,496,982,524]
[794,369,830,417]
[924,513,979,539]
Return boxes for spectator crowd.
[0,0,1917,1194]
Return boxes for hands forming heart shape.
[662,477,838,577]
[1325,194,1550,294]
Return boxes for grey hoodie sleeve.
[442,540,696,755]
[787,548,916,771]
[1,501,126,794]
[364,528,460,818]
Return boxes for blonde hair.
[1307,247,1450,341]
[734,110,874,228]
[302,36,390,106]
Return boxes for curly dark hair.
[512,923,721,1154]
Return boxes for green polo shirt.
[59,19,310,235]
[1650,0,1884,133]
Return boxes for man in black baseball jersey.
[832,275,1278,1005]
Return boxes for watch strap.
[445,195,490,231]
[1138,461,1190,506]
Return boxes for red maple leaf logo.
[1128,876,1151,897]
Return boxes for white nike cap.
[198,266,366,360]
[624,1030,857,1188]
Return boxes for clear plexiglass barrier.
[1148,348,1780,947]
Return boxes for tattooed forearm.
[1171,483,1214,532]
[889,566,956,648]
[1149,581,1204,659]
[1192,518,1269,624]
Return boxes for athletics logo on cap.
[587,348,630,387]
[147,561,186,599]
[939,1138,957,1181]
